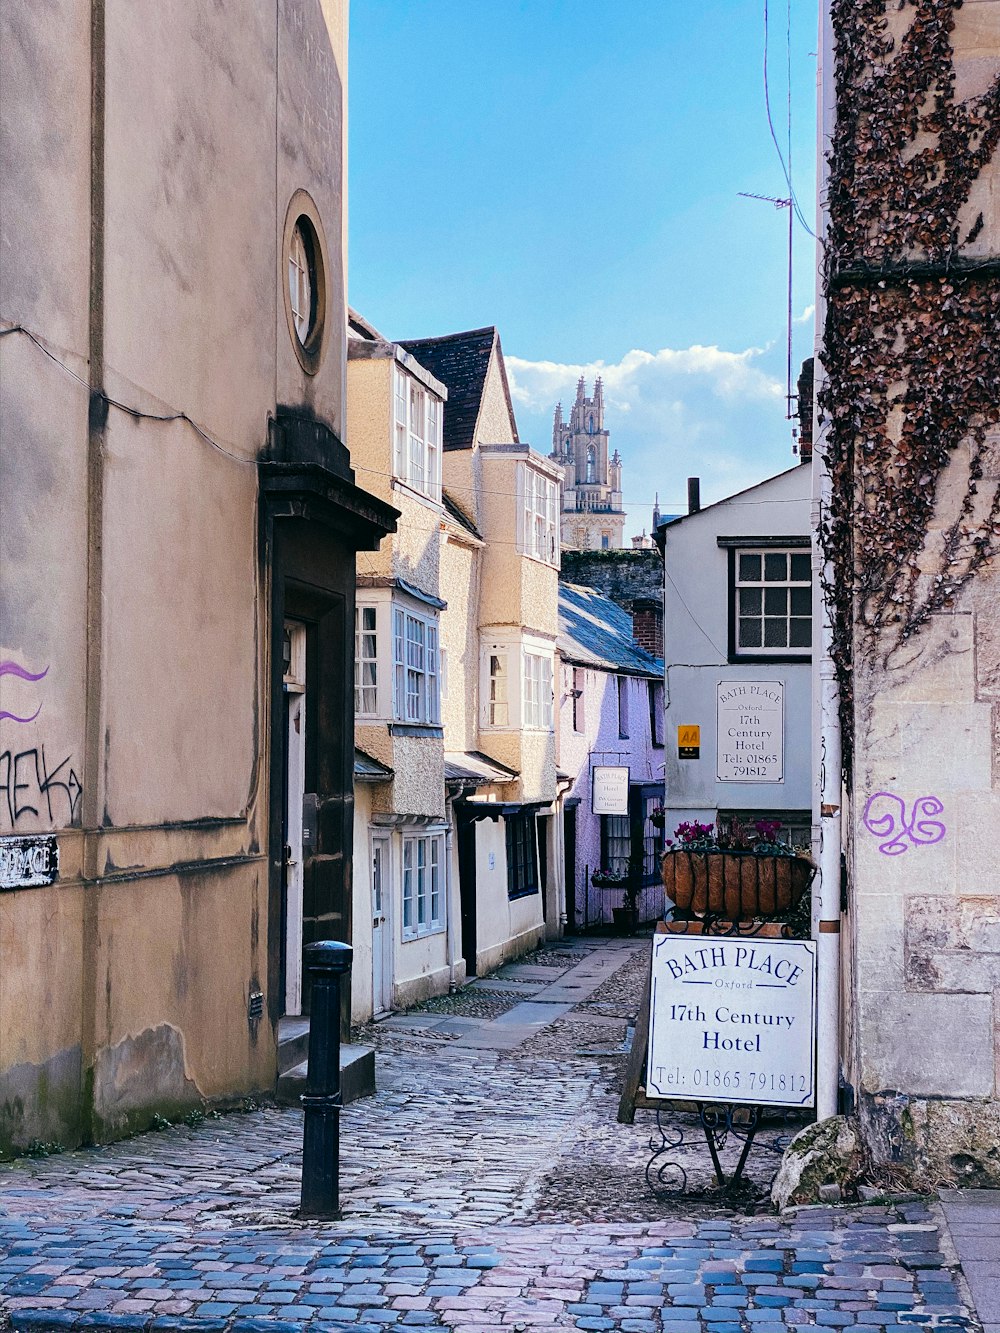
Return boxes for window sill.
[391,477,443,512]
[728,654,812,665]
[518,548,559,570]
[388,722,443,738]
[507,887,540,902]
[402,924,446,943]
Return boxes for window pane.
[790,586,811,616]
[763,618,788,647]
[790,617,811,647]
[739,553,761,582]
[739,588,761,615]
[739,619,763,648]
[489,651,508,725]
[764,552,788,581]
[790,553,811,581]
[764,586,788,615]
[430,840,441,923]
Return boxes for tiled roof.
[558,581,663,677]
[398,328,519,452]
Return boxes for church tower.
[549,377,626,550]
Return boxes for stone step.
[276,1043,376,1107]
[276,1016,310,1075]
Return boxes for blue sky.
[349,1,818,533]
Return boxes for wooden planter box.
[661,849,814,921]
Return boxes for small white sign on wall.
[646,933,816,1107]
[592,765,630,815]
[716,681,784,783]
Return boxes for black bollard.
[299,939,353,1219]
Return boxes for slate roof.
[558,581,663,677]
[444,751,519,786]
[354,748,393,782]
[397,327,519,452]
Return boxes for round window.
[282,197,327,374]
[288,219,316,346]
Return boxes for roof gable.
[398,327,519,451]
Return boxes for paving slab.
[939,1190,1000,1332]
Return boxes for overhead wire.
[2,318,806,514]
[763,0,817,241]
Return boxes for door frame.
[456,807,478,978]
[282,621,307,1015]
[370,830,393,1016]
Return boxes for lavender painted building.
[557,582,665,931]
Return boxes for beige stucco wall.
[439,529,482,752]
[473,815,545,974]
[0,0,351,1151]
[477,448,560,637]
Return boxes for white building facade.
[660,464,813,847]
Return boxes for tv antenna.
[738,191,794,421]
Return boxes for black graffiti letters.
[0,748,83,828]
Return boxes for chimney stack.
[632,597,663,659]
[797,358,814,462]
[687,477,701,515]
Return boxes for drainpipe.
[445,792,461,990]
[812,0,841,1123]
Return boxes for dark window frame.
[506,811,539,900]
[720,537,812,665]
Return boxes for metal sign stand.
[620,920,814,1198]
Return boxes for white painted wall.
[661,465,813,836]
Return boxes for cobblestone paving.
[0,938,978,1333]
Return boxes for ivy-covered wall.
[824,0,1000,1185]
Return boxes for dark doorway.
[563,804,578,935]
[456,809,478,978]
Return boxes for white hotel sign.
[646,933,816,1108]
[717,680,784,783]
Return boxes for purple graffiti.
[0,660,48,724]
[862,792,946,855]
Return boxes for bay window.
[523,651,553,729]
[352,596,442,725]
[518,463,559,566]
[393,367,442,502]
[481,635,554,731]
[354,604,378,716]
[393,606,439,724]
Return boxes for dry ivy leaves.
[819,0,1000,769]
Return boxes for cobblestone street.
[0,938,985,1333]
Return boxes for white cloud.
[506,343,798,531]
[794,304,815,325]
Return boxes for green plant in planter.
[591,866,629,889]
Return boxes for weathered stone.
[860,1091,1000,1190]
[771,1116,865,1211]
[857,991,994,1099]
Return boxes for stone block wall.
[850,602,1000,1186]
[560,549,663,612]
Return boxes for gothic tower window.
[588,414,594,434]
[586,445,596,484]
